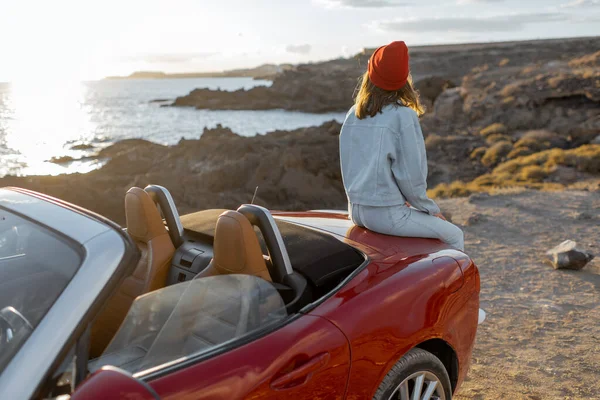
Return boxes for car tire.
[373,348,453,400]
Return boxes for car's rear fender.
[308,251,479,399]
[415,338,459,392]
[378,255,480,396]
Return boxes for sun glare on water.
[3,78,101,176]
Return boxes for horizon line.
[0,34,597,84]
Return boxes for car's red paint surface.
[71,368,158,400]
[141,211,480,399]
[149,315,351,399]
[275,211,480,397]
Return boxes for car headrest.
[125,187,168,243]
[212,211,272,282]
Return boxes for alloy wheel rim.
[387,371,446,400]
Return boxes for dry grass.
[424,134,445,148]
[507,146,535,159]
[496,144,600,175]
[429,144,600,198]
[486,133,512,145]
[470,146,487,160]
[481,141,513,167]
[479,123,508,137]
[519,165,547,182]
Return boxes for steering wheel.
[0,307,33,346]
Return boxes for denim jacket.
[339,104,440,215]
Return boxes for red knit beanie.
[368,41,410,91]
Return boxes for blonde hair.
[354,71,424,119]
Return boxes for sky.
[0,0,599,82]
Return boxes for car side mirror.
[70,366,159,400]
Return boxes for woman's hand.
[433,213,447,221]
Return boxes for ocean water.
[0,77,346,177]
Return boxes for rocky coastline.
[1,37,599,225]
[170,37,600,114]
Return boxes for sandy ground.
[437,189,600,400]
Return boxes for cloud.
[561,0,600,7]
[123,52,218,63]
[316,0,408,8]
[457,0,505,4]
[285,44,312,55]
[372,13,567,33]
[341,45,363,57]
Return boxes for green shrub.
[480,123,507,137]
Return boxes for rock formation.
[1,121,347,225]
[545,240,595,270]
[2,37,600,224]
[171,37,600,114]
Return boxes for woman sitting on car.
[339,41,464,251]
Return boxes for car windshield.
[90,274,287,374]
[0,208,82,373]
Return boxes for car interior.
[0,210,82,374]
[85,184,367,375]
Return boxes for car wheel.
[373,348,452,400]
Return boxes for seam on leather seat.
[190,331,216,346]
[200,312,238,328]
[99,344,148,359]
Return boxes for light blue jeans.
[349,203,465,251]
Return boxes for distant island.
[104,63,293,81]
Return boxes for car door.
[145,313,350,400]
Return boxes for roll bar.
[144,185,184,247]
[236,204,293,283]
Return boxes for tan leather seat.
[90,187,176,358]
[196,211,272,281]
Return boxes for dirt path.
[437,189,600,399]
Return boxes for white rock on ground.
[546,240,595,270]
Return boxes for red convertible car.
[0,185,483,400]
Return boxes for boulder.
[433,88,464,120]
[575,211,594,221]
[70,143,95,151]
[468,192,491,204]
[48,155,75,164]
[200,124,239,140]
[414,76,456,104]
[545,240,594,270]
[465,212,487,226]
[172,67,357,113]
